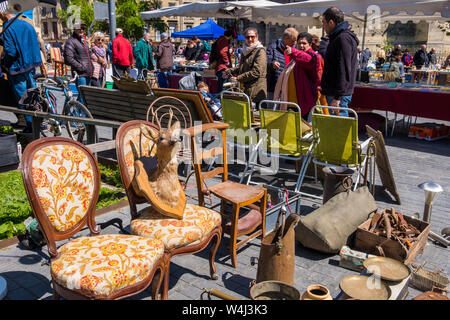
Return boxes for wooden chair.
[21,137,166,300]
[115,120,222,299]
[185,122,267,268]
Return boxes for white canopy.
[140,1,281,20]
[252,0,450,26]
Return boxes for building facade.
[34,0,66,44]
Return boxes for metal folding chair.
[220,90,262,183]
[244,100,316,211]
[311,105,376,192]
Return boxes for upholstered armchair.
[21,137,166,300]
[115,120,222,299]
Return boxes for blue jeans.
[9,69,36,126]
[76,76,91,104]
[326,95,352,117]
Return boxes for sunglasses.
[245,35,256,39]
[96,39,104,42]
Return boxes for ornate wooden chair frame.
[22,137,166,300]
[115,120,222,299]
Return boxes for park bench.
[78,86,213,129]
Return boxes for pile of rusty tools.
[369,208,421,253]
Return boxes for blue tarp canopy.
[171,18,244,40]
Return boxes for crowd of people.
[2,4,450,133]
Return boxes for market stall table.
[168,74,219,93]
[350,83,450,135]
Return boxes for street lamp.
[418,182,449,247]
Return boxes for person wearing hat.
[0,3,42,132]
[112,28,134,79]
[63,22,93,104]
[155,32,174,73]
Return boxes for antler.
[151,108,162,129]
[168,108,174,129]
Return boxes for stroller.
[179,71,223,120]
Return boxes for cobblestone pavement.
[0,105,449,300]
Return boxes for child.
[197,82,222,120]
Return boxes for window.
[156,31,161,42]
[169,2,176,6]
[51,8,56,18]
[186,24,193,29]
[43,22,48,36]
[52,22,59,40]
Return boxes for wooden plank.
[366,125,401,205]
[201,147,223,160]
[87,140,116,153]
[201,167,224,180]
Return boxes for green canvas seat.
[311,106,375,191]
[246,100,314,198]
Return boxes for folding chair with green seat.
[246,100,315,202]
[220,90,262,183]
[311,105,376,191]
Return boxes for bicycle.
[32,73,97,143]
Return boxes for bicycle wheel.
[63,101,97,143]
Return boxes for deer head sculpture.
[132,109,186,219]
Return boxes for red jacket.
[112,34,133,66]
[289,47,322,115]
[215,35,231,73]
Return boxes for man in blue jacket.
[266,27,298,100]
[320,7,359,117]
[0,7,42,132]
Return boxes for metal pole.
[108,0,116,40]
[362,13,367,49]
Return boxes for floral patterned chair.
[115,120,222,299]
[21,137,166,300]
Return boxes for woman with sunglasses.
[90,31,107,88]
[224,27,267,107]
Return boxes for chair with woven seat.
[115,120,222,299]
[311,106,376,191]
[185,122,267,268]
[21,137,166,300]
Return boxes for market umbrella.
[251,0,450,47]
[171,18,244,40]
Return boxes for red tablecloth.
[350,85,450,122]
[168,74,219,93]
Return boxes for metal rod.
[429,230,450,247]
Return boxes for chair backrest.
[21,137,101,258]
[221,91,252,131]
[50,47,62,62]
[259,101,303,157]
[115,120,159,218]
[184,122,230,207]
[311,106,359,165]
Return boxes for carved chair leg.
[162,257,171,300]
[151,265,165,300]
[209,227,222,280]
[52,284,60,300]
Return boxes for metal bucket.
[322,166,355,204]
[250,280,301,300]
